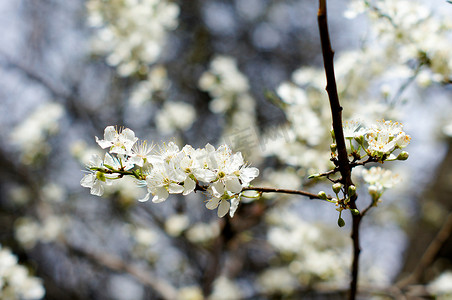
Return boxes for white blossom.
[87,0,180,76]
[342,120,363,139]
[428,271,452,297]
[95,126,138,155]
[83,126,260,217]
[155,101,196,134]
[0,246,45,300]
[365,120,411,157]
[10,102,64,164]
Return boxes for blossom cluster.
[0,245,45,300]
[342,119,411,162]
[11,102,64,165]
[81,126,259,217]
[86,0,180,77]
[198,56,259,157]
[345,0,452,85]
[362,166,400,203]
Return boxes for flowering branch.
[317,1,360,299]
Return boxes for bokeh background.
[1,0,452,299]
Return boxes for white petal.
[183,177,196,195]
[211,181,225,197]
[229,197,240,217]
[138,190,151,202]
[225,177,242,194]
[206,197,220,210]
[169,183,184,194]
[128,156,143,167]
[104,126,117,141]
[91,181,104,196]
[193,169,216,182]
[152,187,169,203]
[95,137,112,149]
[240,167,259,183]
[89,154,103,167]
[217,199,230,218]
[80,174,95,188]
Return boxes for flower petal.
[169,183,184,194]
[211,181,225,197]
[225,177,242,194]
[217,199,230,218]
[152,187,169,203]
[229,197,240,218]
[183,177,196,195]
[240,167,259,184]
[206,197,220,210]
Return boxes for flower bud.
[338,217,345,227]
[396,151,409,161]
[317,191,328,200]
[368,185,381,202]
[368,185,379,196]
[350,208,360,215]
[330,143,337,153]
[332,183,342,194]
[348,185,356,197]
[354,134,364,145]
[308,173,320,179]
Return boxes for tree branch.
[397,210,452,288]
[317,1,361,299]
[242,186,329,200]
[66,242,178,300]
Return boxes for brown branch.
[397,210,452,288]
[242,186,328,200]
[67,242,178,300]
[317,1,361,299]
[196,184,330,200]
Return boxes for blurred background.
[1,0,452,299]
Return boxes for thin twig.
[242,186,328,200]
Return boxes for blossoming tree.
[1,0,452,299]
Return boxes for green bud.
[317,191,327,200]
[332,183,342,194]
[331,129,336,141]
[338,217,346,227]
[354,135,364,145]
[350,209,360,215]
[330,143,337,153]
[308,173,320,179]
[396,151,409,161]
[348,185,356,196]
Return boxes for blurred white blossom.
[208,276,242,300]
[87,0,180,76]
[10,102,64,164]
[165,214,190,237]
[185,222,220,244]
[15,216,66,249]
[156,101,196,134]
[129,65,170,106]
[428,271,452,298]
[0,246,45,300]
